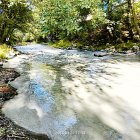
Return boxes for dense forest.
[0,0,140,48]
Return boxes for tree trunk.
[132,0,140,35]
[127,0,134,39]
[0,0,9,43]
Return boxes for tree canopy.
[0,0,32,43]
[0,0,140,45]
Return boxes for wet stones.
[0,85,17,101]
[0,68,19,107]
[0,68,20,84]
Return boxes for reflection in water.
[2,44,140,140]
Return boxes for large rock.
[0,68,20,84]
[132,45,139,53]
[94,51,108,57]
[136,51,140,56]
[0,85,17,101]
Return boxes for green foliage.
[115,41,137,51]
[134,1,140,27]
[0,0,33,44]
[0,0,140,47]
[39,0,107,41]
[0,44,14,59]
[50,39,84,49]
[51,40,73,48]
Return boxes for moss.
[0,44,14,59]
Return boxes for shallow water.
[2,44,140,140]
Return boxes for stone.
[136,51,140,56]
[67,47,72,50]
[126,50,136,55]
[0,68,20,85]
[0,85,17,101]
[122,31,129,37]
[94,51,108,57]
[133,35,140,41]
[126,50,132,53]
[132,45,139,53]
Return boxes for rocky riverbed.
[1,44,140,140]
[0,66,49,140]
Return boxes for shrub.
[0,44,14,59]
[52,40,72,48]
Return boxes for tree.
[0,0,32,43]
[38,0,107,42]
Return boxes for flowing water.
[2,44,140,140]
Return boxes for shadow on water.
[49,53,140,140]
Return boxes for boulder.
[125,49,135,55]
[0,68,20,84]
[126,50,132,53]
[132,45,139,53]
[0,85,17,101]
[94,51,108,57]
[136,51,140,56]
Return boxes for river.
[2,44,140,140]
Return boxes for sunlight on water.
[2,44,140,140]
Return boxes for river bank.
[48,40,140,52]
[0,64,49,139]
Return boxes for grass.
[0,44,14,59]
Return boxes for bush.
[51,40,72,49]
[0,44,14,59]
[115,41,135,51]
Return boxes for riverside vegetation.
[0,0,140,49]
